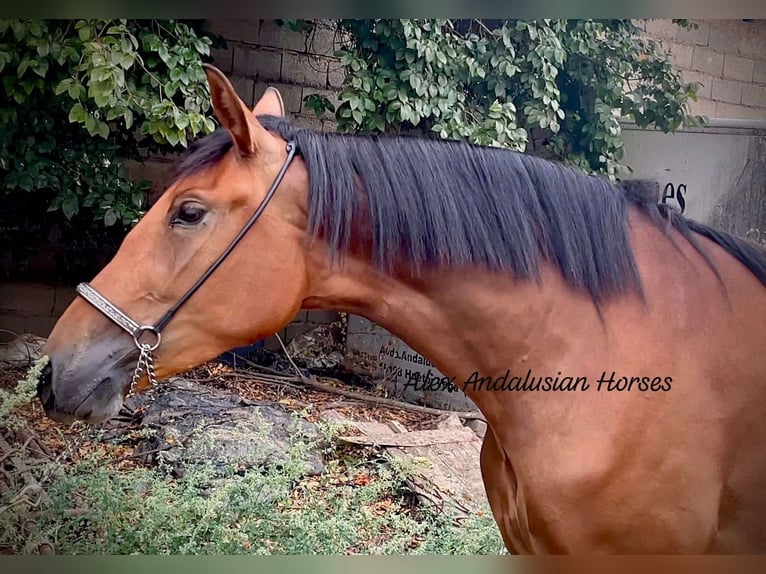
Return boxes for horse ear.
[203,64,271,156]
[253,87,285,117]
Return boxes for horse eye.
[173,203,206,226]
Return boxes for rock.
[285,325,344,370]
[465,419,487,440]
[437,414,465,431]
[0,333,46,367]
[131,378,325,477]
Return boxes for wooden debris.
[0,434,51,508]
[338,427,476,447]
[323,410,489,518]
[305,375,485,420]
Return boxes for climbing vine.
[300,19,702,177]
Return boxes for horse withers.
[39,64,766,553]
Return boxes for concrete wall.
[640,19,766,120]
[623,20,766,247]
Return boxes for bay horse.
[39,64,766,553]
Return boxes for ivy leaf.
[68,102,87,123]
[0,18,698,239]
[84,114,97,134]
[95,119,110,139]
[32,58,48,78]
[61,195,79,219]
[103,207,118,226]
[17,57,30,77]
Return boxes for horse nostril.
[37,362,55,410]
[37,362,52,394]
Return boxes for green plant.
[0,355,49,430]
[303,93,336,118]
[0,19,217,229]
[300,19,702,178]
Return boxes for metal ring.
[132,325,162,351]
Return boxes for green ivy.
[0,19,217,229]
[300,19,702,178]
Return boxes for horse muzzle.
[37,341,137,426]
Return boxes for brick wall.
[0,283,76,341]
[640,19,766,121]
[204,19,342,132]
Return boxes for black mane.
[172,117,766,301]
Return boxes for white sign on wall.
[620,119,766,244]
[345,314,476,411]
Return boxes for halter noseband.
[75,140,299,394]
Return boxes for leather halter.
[75,140,299,392]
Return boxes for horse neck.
[301,245,614,424]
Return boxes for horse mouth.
[72,376,127,425]
[38,363,128,426]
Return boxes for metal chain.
[129,343,158,396]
